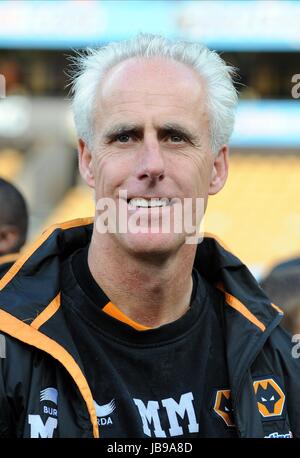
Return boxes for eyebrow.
[103,123,143,142]
[103,122,199,144]
[158,123,198,143]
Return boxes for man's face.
[79,57,228,257]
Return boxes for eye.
[116,134,131,143]
[169,134,185,143]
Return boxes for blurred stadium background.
[0,0,300,279]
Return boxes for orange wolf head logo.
[253,378,285,418]
[213,389,235,427]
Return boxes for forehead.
[95,57,208,124]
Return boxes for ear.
[78,138,95,188]
[0,225,20,255]
[208,145,229,195]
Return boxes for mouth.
[127,197,171,209]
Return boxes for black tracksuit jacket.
[0,218,299,438]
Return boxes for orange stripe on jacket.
[0,218,93,291]
[0,309,99,438]
[31,293,61,330]
[217,284,266,332]
[271,302,284,314]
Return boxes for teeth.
[128,198,169,208]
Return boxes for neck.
[87,231,196,328]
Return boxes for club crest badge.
[213,389,235,427]
[253,377,285,419]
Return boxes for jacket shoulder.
[252,325,300,372]
[251,325,300,437]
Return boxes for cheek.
[194,154,214,190]
[175,153,213,196]
[92,150,132,196]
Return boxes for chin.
[116,231,185,258]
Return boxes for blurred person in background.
[0,34,299,439]
[264,257,300,275]
[261,266,300,336]
[0,60,27,95]
[0,177,28,277]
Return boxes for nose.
[136,138,165,182]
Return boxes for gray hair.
[70,33,238,154]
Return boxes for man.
[0,177,28,277]
[0,34,299,439]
